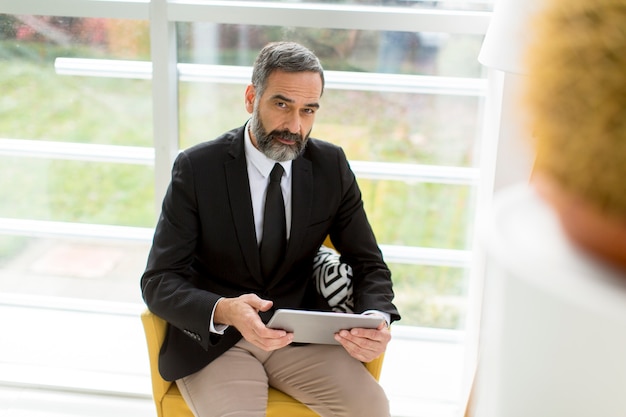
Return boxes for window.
[0,2,494,415]
[0,13,153,304]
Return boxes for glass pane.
[0,15,151,146]
[179,82,249,150]
[0,156,155,227]
[390,263,468,329]
[177,24,485,77]
[180,82,482,167]
[177,23,484,167]
[360,180,474,250]
[0,235,150,304]
[316,92,481,167]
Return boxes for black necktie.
[260,163,286,279]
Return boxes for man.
[141,41,400,417]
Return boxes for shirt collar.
[244,120,292,179]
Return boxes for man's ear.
[244,84,256,114]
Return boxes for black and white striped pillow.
[312,246,354,313]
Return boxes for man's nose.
[284,113,301,134]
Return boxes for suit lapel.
[225,131,264,285]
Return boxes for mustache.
[267,129,303,144]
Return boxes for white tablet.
[266,309,385,345]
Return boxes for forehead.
[261,70,323,103]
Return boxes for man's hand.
[334,321,391,363]
[214,293,293,351]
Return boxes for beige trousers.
[176,339,390,417]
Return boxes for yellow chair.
[141,309,385,417]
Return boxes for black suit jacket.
[141,125,400,381]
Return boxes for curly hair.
[523,0,626,217]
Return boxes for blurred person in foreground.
[524,0,626,270]
[467,1,626,416]
[141,41,400,417]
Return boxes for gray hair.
[251,41,325,99]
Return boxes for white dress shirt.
[243,122,292,245]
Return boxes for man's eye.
[304,108,316,115]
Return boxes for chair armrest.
[364,352,385,381]
[141,309,173,413]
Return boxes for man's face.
[245,70,322,162]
